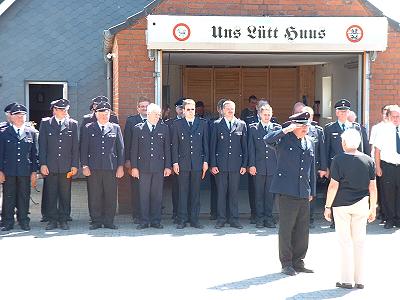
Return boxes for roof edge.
[103,0,164,57]
[0,0,17,17]
[361,0,400,31]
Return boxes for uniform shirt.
[374,122,400,165]
[330,153,375,207]
[13,124,25,135]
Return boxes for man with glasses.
[38,99,79,230]
[172,99,209,229]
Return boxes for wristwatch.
[325,206,331,209]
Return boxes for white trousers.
[333,196,369,284]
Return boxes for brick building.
[102,0,399,212]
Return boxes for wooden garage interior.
[163,52,361,124]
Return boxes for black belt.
[382,160,400,167]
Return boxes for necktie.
[17,128,20,138]
[58,120,62,131]
[229,121,232,131]
[264,125,268,132]
[152,125,155,132]
[396,127,400,154]
[341,123,346,132]
[189,121,193,129]
[101,126,104,135]
[301,138,307,150]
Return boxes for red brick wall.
[113,0,399,213]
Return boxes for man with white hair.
[130,103,171,229]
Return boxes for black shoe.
[264,220,276,228]
[176,223,186,229]
[215,222,225,229]
[394,221,400,228]
[281,266,297,276]
[190,223,204,229]
[151,223,163,229]
[104,224,118,230]
[354,283,364,289]
[336,282,353,289]
[40,217,48,223]
[136,224,149,230]
[133,217,140,225]
[45,222,58,230]
[20,224,30,231]
[230,222,243,229]
[67,216,73,222]
[1,225,13,231]
[89,223,102,230]
[294,266,314,273]
[59,222,70,230]
[249,215,256,224]
[255,221,264,228]
[309,221,315,229]
[209,214,217,221]
[384,221,394,229]
[330,223,335,229]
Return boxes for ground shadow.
[286,287,355,299]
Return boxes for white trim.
[154,50,162,106]
[364,52,371,132]
[0,0,16,17]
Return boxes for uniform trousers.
[247,174,256,217]
[41,177,48,219]
[254,174,274,223]
[171,174,179,218]
[2,176,30,226]
[380,161,400,223]
[178,170,201,224]
[216,172,240,224]
[278,194,309,268]
[130,177,140,219]
[87,170,117,226]
[333,197,369,284]
[46,172,71,223]
[138,171,164,225]
[209,173,217,217]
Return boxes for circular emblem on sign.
[173,23,191,41]
[346,25,363,43]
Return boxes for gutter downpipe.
[106,55,113,107]
[363,51,371,132]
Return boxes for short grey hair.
[341,128,361,149]
[147,103,161,114]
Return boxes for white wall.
[162,63,182,110]
[315,58,359,126]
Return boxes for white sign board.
[147,15,388,52]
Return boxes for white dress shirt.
[374,122,400,164]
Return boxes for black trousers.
[216,172,240,224]
[138,171,164,225]
[171,174,179,218]
[41,177,48,218]
[130,177,140,218]
[2,176,30,226]
[247,174,256,216]
[278,194,310,268]
[254,174,274,222]
[376,175,386,219]
[87,170,117,226]
[381,161,400,222]
[46,172,72,222]
[178,170,202,224]
[210,173,217,217]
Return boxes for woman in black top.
[324,128,377,290]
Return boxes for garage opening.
[162,52,362,126]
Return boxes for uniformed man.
[264,111,316,276]
[210,100,247,229]
[80,101,124,230]
[39,99,79,230]
[240,95,258,123]
[0,104,39,231]
[298,106,328,228]
[123,99,149,223]
[80,96,119,129]
[164,98,185,223]
[248,104,280,228]
[130,103,171,229]
[172,99,209,229]
[347,110,370,156]
[324,99,370,228]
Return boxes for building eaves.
[361,0,400,31]
[103,0,164,57]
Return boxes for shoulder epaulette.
[324,121,335,128]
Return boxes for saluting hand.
[40,165,49,176]
[283,123,298,134]
[116,166,124,178]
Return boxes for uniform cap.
[288,111,311,125]
[175,97,186,107]
[4,102,17,113]
[10,104,27,115]
[90,96,109,110]
[334,99,351,110]
[195,101,205,108]
[50,98,70,109]
[95,101,111,112]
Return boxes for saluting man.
[172,99,209,229]
[39,99,79,230]
[80,101,124,230]
[210,100,248,229]
[264,111,316,276]
[248,104,281,228]
[130,103,171,229]
[0,104,39,231]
